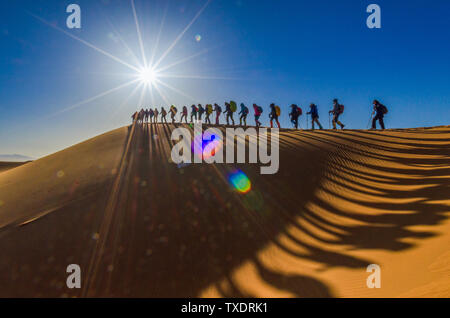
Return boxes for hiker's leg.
[276,118,280,128]
[314,118,322,129]
[379,116,385,130]
[372,115,379,129]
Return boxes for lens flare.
[191,131,223,160]
[228,170,251,194]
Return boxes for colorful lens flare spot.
[195,34,202,42]
[191,132,223,160]
[228,170,251,194]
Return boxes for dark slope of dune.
[0,161,28,173]
[0,124,449,297]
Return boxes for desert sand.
[0,124,449,297]
[0,161,27,173]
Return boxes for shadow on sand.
[0,123,449,297]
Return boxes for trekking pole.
[367,112,374,129]
[329,113,331,129]
[306,114,309,129]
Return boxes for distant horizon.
[1,0,449,158]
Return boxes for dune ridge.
[0,124,449,297]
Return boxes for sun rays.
[29,0,228,118]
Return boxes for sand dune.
[0,124,449,297]
[0,161,27,173]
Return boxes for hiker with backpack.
[139,108,145,124]
[269,103,281,128]
[170,105,177,123]
[198,104,205,121]
[329,99,345,130]
[289,104,302,129]
[371,100,387,130]
[154,108,159,123]
[307,103,323,130]
[144,109,149,123]
[253,104,263,127]
[205,104,213,124]
[180,106,188,123]
[224,102,236,125]
[161,107,168,123]
[214,103,222,125]
[149,108,154,123]
[190,104,198,123]
[239,103,249,126]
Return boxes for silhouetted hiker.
[239,103,249,126]
[180,106,188,123]
[154,108,159,123]
[205,104,213,124]
[371,100,387,130]
[132,111,138,123]
[161,107,168,123]
[198,104,205,121]
[253,104,263,127]
[149,108,154,123]
[224,102,235,125]
[329,98,345,130]
[269,103,281,128]
[169,105,177,123]
[139,108,145,124]
[144,109,149,123]
[289,104,302,129]
[214,103,222,125]
[307,103,323,130]
[190,104,198,123]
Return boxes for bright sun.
[138,67,158,85]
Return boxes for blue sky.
[1,0,449,158]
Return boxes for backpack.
[380,104,388,114]
[296,106,302,116]
[257,106,263,114]
[275,106,281,116]
[230,101,237,112]
[338,104,344,114]
[206,104,213,114]
[243,106,249,115]
[171,106,177,114]
[216,105,222,112]
[183,106,188,114]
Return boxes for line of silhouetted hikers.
[131,99,388,130]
